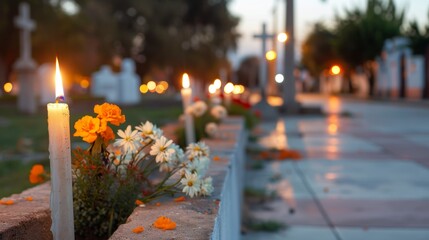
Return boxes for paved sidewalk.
[242,95,429,240]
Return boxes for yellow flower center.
[187,181,193,187]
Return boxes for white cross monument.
[253,23,274,101]
[253,23,279,120]
[13,2,37,114]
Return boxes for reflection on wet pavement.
[243,95,429,240]
[258,119,288,150]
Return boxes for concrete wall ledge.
[0,117,246,240]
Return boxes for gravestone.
[118,59,140,105]
[91,65,119,103]
[37,63,55,105]
[13,2,37,114]
[376,37,424,99]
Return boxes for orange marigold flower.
[132,226,144,234]
[153,216,176,230]
[29,164,45,184]
[25,196,33,201]
[94,103,125,126]
[73,116,100,143]
[173,196,186,202]
[100,125,115,142]
[135,199,144,205]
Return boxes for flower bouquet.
[57,103,213,238]
[177,100,228,146]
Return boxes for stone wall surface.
[0,117,246,240]
[0,183,52,240]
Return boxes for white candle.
[47,58,75,240]
[223,82,234,107]
[181,73,195,144]
[208,84,216,98]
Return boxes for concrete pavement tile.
[320,199,429,228]
[303,150,395,161]
[242,226,336,240]
[248,199,329,226]
[337,227,429,240]
[405,134,429,148]
[298,160,429,200]
[246,162,313,199]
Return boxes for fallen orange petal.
[1,200,14,205]
[213,156,220,161]
[153,216,176,230]
[135,199,143,205]
[132,226,144,234]
[156,202,161,206]
[25,196,33,201]
[174,196,186,202]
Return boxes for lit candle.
[47,58,75,240]
[213,79,222,90]
[208,84,216,98]
[181,73,195,144]
[223,82,234,107]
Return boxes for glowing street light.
[277,32,288,43]
[331,65,341,75]
[275,74,284,83]
[265,50,277,61]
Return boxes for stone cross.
[252,23,278,120]
[13,2,37,114]
[253,23,274,100]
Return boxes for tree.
[76,0,240,83]
[405,19,429,55]
[236,55,259,88]
[0,0,240,87]
[334,0,404,96]
[301,23,337,89]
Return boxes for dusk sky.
[228,0,429,68]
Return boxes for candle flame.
[224,82,234,94]
[213,79,221,89]
[208,84,216,94]
[55,57,65,102]
[182,73,190,89]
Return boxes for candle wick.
[56,96,65,103]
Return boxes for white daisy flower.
[191,101,207,117]
[135,121,163,140]
[186,141,210,159]
[185,160,200,174]
[149,136,175,163]
[170,143,186,164]
[181,172,201,198]
[205,122,218,138]
[200,177,214,196]
[114,125,141,154]
[210,105,227,120]
[185,157,209,176]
